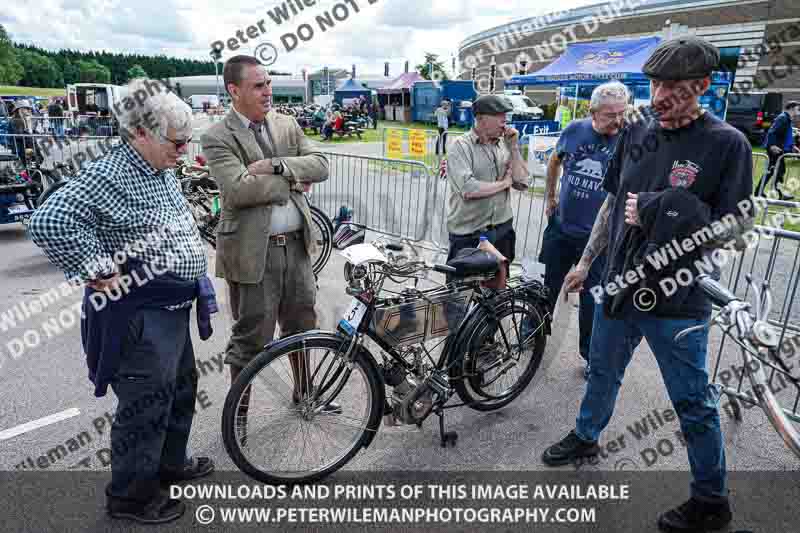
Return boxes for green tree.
[416,53,449,82]
[0,24,23,84]
[63,59,80,84]
[126,64,148,81]
[16,49,63,87]
[78,60,110,83]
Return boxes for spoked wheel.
[451,294,547,411]
[222,334,384,484]
[309,204,333,276]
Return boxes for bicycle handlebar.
[696,275,739,308]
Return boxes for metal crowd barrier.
[753,152,769,185]
[27,116,117,137]
[756,152,800,198]
[0,133,122,173]
[711,217,800,426]
[312,152,442,249]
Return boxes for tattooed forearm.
[579,194,614,268]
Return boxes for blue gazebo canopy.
[508,37,662,86]
[508,36,732,86]
[334,78,370,103]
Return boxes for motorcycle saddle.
[445,248,499,278]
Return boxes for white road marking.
[0,408,81,441]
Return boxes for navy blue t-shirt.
[555,119,618,237]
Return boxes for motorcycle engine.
[382,351,435,426]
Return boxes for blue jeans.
[539,214,605,360]
[576,304,727,501]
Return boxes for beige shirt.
[233,107,303,234]
[446,130,514,236]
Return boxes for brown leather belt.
[268,230,303,247]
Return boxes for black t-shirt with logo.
[601,111,753,318]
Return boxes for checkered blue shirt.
[29,142,208,282]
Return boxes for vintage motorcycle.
[222,238,552,484]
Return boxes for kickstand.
[437,408,458,447]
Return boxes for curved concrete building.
[458,0,799,103]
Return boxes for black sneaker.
[107,492,185,524]
[658,497,732,532]
[542,430,600,466]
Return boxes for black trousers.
[108,307,197,502]
[436,127,448,155]
[768,150,787,186]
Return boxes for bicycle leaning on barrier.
[684,274,800,459]
[221,237,552,484]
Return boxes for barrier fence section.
[27,116,117,137]
[712,218,800,426]
[0,133,122,174]
[760,152,800,197]
[311,151,441,249]
[753,152,769,184]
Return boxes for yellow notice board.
[387,129,403,159]
[409,130,426,157]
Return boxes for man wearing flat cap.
[542,37,754,532]
[444,94,528,272]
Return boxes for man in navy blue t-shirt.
[540,81,627,378]
[542,38,754,532]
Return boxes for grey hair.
[115,78,192,141]
[589,81,630,111]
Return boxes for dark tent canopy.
[334,78,370,104]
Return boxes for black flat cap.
[642,37,720,80]
[473,94,513,115]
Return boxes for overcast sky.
[1,0,604,77]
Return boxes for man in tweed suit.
[201,56,331,425]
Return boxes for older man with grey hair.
[539,81,628,378]
[30,78,214,524]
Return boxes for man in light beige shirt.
[445,94,529,270]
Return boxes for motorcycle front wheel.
[222,333,384,484]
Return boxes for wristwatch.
[273,159,285,176]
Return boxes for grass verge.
[0,86,65,97]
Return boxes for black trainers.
[107,491,185,524]
[658,497,732,532]
[160,457,215,484]
[542,430,600,466]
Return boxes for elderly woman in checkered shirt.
[29,79,215,525]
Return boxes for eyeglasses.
[597,111,626,121]
[159,134,192,149]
